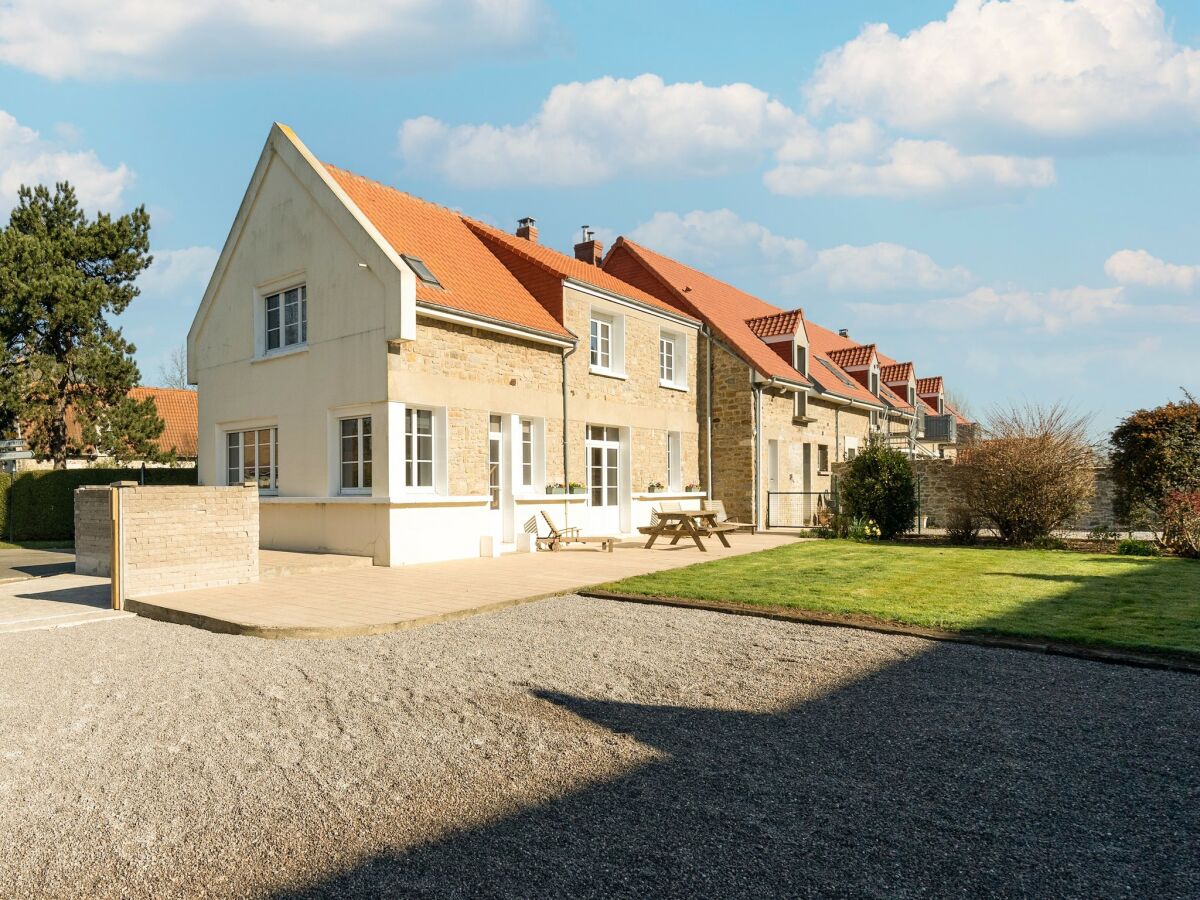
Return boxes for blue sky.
[2,0,1198,434]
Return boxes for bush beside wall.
[0,471,11,542]
[9,468,198,542]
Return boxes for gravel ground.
[1,595,1197,899]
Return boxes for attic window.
[401,254,442,288]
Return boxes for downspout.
[561,342,577,525]
[705,325,713,498]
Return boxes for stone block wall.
[74,484,259,599]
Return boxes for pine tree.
[0,182,167,468]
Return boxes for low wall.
[74,483,259,598]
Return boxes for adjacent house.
[187,124,701,565]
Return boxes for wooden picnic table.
[642,509,735,552]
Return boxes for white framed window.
[907,385,916,407]
[405,407,435,490]
[590,313,612,370]
[667,431,682,492]
[520,418,534,488]
[845,436,859,461]
[658,330,687,390]
[937,395,945,415]
[869,365,880,396]
[793,343,808,378]
[488,415,503,509]
[817,444,830,473]
[586,425,620,507]
[265,284,307,353]
[870,409,880,430]
[794,390,809,420]
[338,416,372,494]
[226,427,278,492]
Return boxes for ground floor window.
[406,407,435,489]
[520,418,534,488]
[227,427,277,491]
[817,444,830,473]
[586,425,620,507]
[488,415,503,509]
[667,431,682,492]
[339,416,372,493]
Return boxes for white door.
[767,439,779,493]
[488,415,505,539]
[586,425,622,533]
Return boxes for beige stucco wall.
[190,148,400,499]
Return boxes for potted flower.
[547,482,566,495]
[568,481,586,495]
[647,481,665,493]
[685,483,701,493]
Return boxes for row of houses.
[186,124,972,566]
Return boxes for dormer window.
[869,364,880,396]
[793,343,808,378]
[938,395,945,415]
[907,385,915,406]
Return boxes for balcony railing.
[924,414,957,444]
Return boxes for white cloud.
[628,209,809,268]
[765,137,1055,199]
[798,243,973,293]
[138,247,219,304]
[1104,249,1200,291]
[0,110,132,212]
[851,285,1132,333]
[627,208,970,294]
[807,0,1200,141]
[400,75,803,187]
[0,0,551,79]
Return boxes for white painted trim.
[416,303,576,348]
[565,278,700,330]
[250,345,309,366]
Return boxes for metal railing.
[924,414,958,444]
[766,490,836,529]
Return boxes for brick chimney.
[573,226,603,266]
[516,217,538,242]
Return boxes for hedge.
[0,470,11,543]
[8,467,198,542]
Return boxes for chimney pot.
[516,217,538,242]
[574,226,604,266]
[838,328,849,338]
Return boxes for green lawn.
[600,541,1200,658]
[0,540,74,551]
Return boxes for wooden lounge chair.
[702,499,757,534]
[539,511,615,552]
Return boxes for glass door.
[586,425,622,532]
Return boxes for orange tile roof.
[917,376,944,395]
[324,165,571,339]
[463,220,696,323]
[605,239,816,385]
[827,344,877,369]
[130,387,198,457]
[745,310,803,338]
[881,362,914,384]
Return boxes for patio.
[127,532,801,638]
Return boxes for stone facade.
[75,484,259,598]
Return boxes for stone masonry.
[75,484,259,599]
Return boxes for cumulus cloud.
[138,247,219,304]
[0,110,132,212]
[400,75,802,187]
[765,137,1054,199]
[1104,249,1200,291]
[807,0,1200,141]
[628,208,969,294]
[0,0,552,79]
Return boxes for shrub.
[954,404,1095,545]
[847,518,880,542]
[9,467,197,541]
[945,505,981,545]
[1161,490,1200,559]
[0,469,10,541]
[1029,535,1068,551]
[1117,538,1161,557]
[838,440,918,539]
[1110,394,1200,530]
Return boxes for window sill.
[817,469,831,477]
[514,493,587,504]
[659,380,688,392]
[793,416,817,425]
[589,367,627,381]
[252,344,309,364]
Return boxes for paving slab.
[0,572,132,633]
[0,547,76,584]
[128,533,802,638]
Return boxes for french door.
[586,425,622,532]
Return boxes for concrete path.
[0,547,76,584]
[0,572,132,633]
[129,533,802,639]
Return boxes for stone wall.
[75,484,259,599]
[702,339,755,522]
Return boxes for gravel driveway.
[1,595,1197,899]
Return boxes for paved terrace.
[130,533,801,638]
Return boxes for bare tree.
[954,403,1095,544]
[157,344,193,390]
[944,389,973,421]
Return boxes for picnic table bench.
[639,509,735,552]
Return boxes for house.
[2,386,198,475]
[187,124,702,565]
[601,239,972,528]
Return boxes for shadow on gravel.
[278,641,1200,898]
